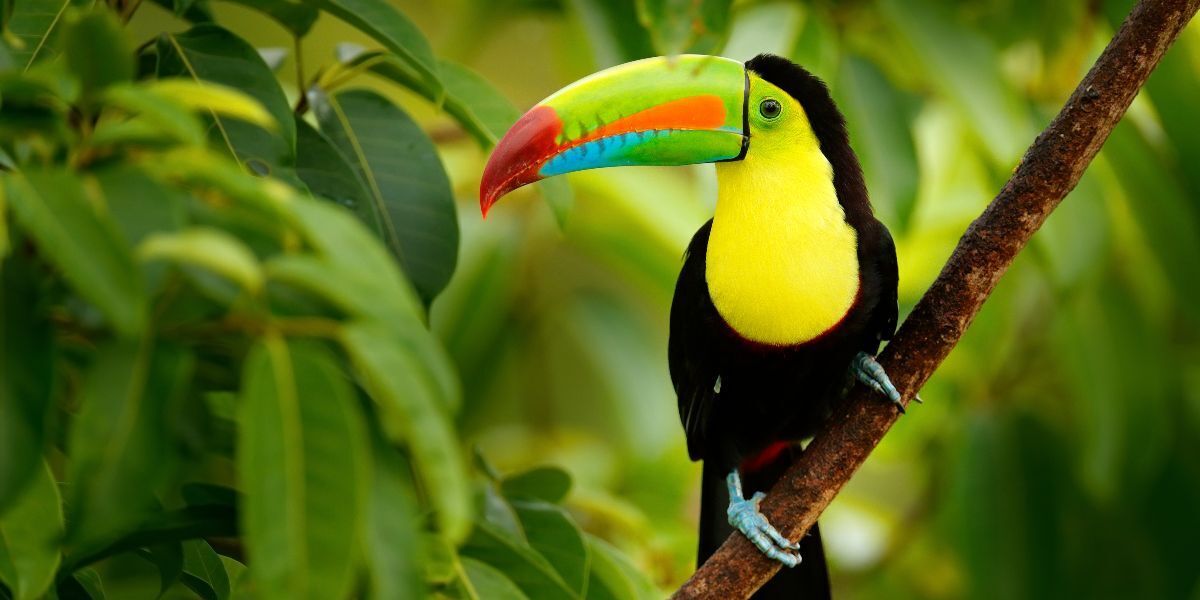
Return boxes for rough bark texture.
[672,0,1200,597]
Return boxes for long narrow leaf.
[238,337,368,600]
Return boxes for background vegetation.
[0,0,1198,598]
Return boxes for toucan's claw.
[913,393,925,404]
[852,352,907,414]
[726,471,801,568]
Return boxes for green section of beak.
[481,55,748,212]
[539,54,747,145]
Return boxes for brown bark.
[672,0,1200,597]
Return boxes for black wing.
[668,221,722,461]
[864,219,899,352]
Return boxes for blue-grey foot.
[852,351,906,413]
[725,470,801,567]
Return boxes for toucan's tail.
[698,446,832,599]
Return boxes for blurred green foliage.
[0,0,1198,599]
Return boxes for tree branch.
[672,0,1200,597]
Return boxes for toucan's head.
[480,53,857,216]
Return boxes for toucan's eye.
[759,98,782,119]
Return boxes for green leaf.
[310,88,459,303]
[513,501,589,596]
[91,164,188,246]
[4,170,146,336]
[66,341,193,546]
[60,504,237,575]
[61,7,131,100]
[460,557,530,600]
[137,542,183,597]
[5,0,87,70]
[137,228,263,294]
[1104,122,1200,322]
[153,147,291,222]
[238,338,368,600]
[60,568,105,599]
[837,55,919,230]
[311,0,441,96]
[146,80,278,132]
[156,25,295,177]
[294,117,382,236]
[278,196,422,320]
[338,49,515,148]
[340,323,470,542]
[95,84,207,148]
[635,0,731,55]
[222,0,316,36]
[502,467,572,505]
[0,461,62,600]
[363,440,423,600]
[460,521,578,600]
[0,253,54,514]
[180,540,231,600]
[583,534,657,600]
[481,484,525,542]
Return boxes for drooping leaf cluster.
[0,0,648,598]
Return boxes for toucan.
[480,53,904,599]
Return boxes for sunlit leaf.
[340,323,470,542]
[138,228,263,294]
[238,338,368,600]
[0,461,62,600]
[156,25,294,177]
[310,88,459,304]
[148,78,278,129]
[96,85,207,148]
[4,170,146,336]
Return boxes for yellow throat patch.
[705,76,860,345]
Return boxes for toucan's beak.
[480,54,748,216]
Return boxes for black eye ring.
[759,98,782,119]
